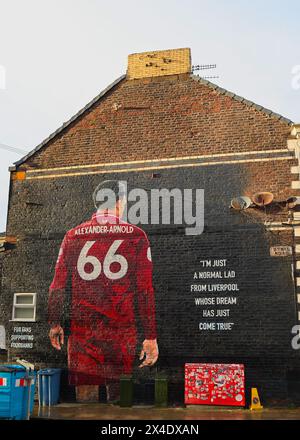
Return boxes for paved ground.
[33,403,300,420]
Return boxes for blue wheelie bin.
[38,368,61,406]
[0,365,36,420]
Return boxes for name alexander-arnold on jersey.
[74,225,134,235]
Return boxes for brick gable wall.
[18,74,291,170]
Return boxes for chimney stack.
[127,48,191,80]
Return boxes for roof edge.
[12,74,126,169]
[11,73,293,170]
[191,74,293,126]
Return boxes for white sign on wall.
[270,246,293,257]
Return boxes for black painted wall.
[1,163,299,405]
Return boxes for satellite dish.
[231,196,252,210]
[252,192,274,207]
[286,197,298,209]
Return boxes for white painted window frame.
[12,293,37,322]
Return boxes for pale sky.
[0,0,299,231]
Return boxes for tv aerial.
[0,142,27,155]
[192,64,219,80]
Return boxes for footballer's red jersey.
[48,213,156,385]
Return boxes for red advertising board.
[185,363,245,406]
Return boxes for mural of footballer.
[48,180,158,402]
